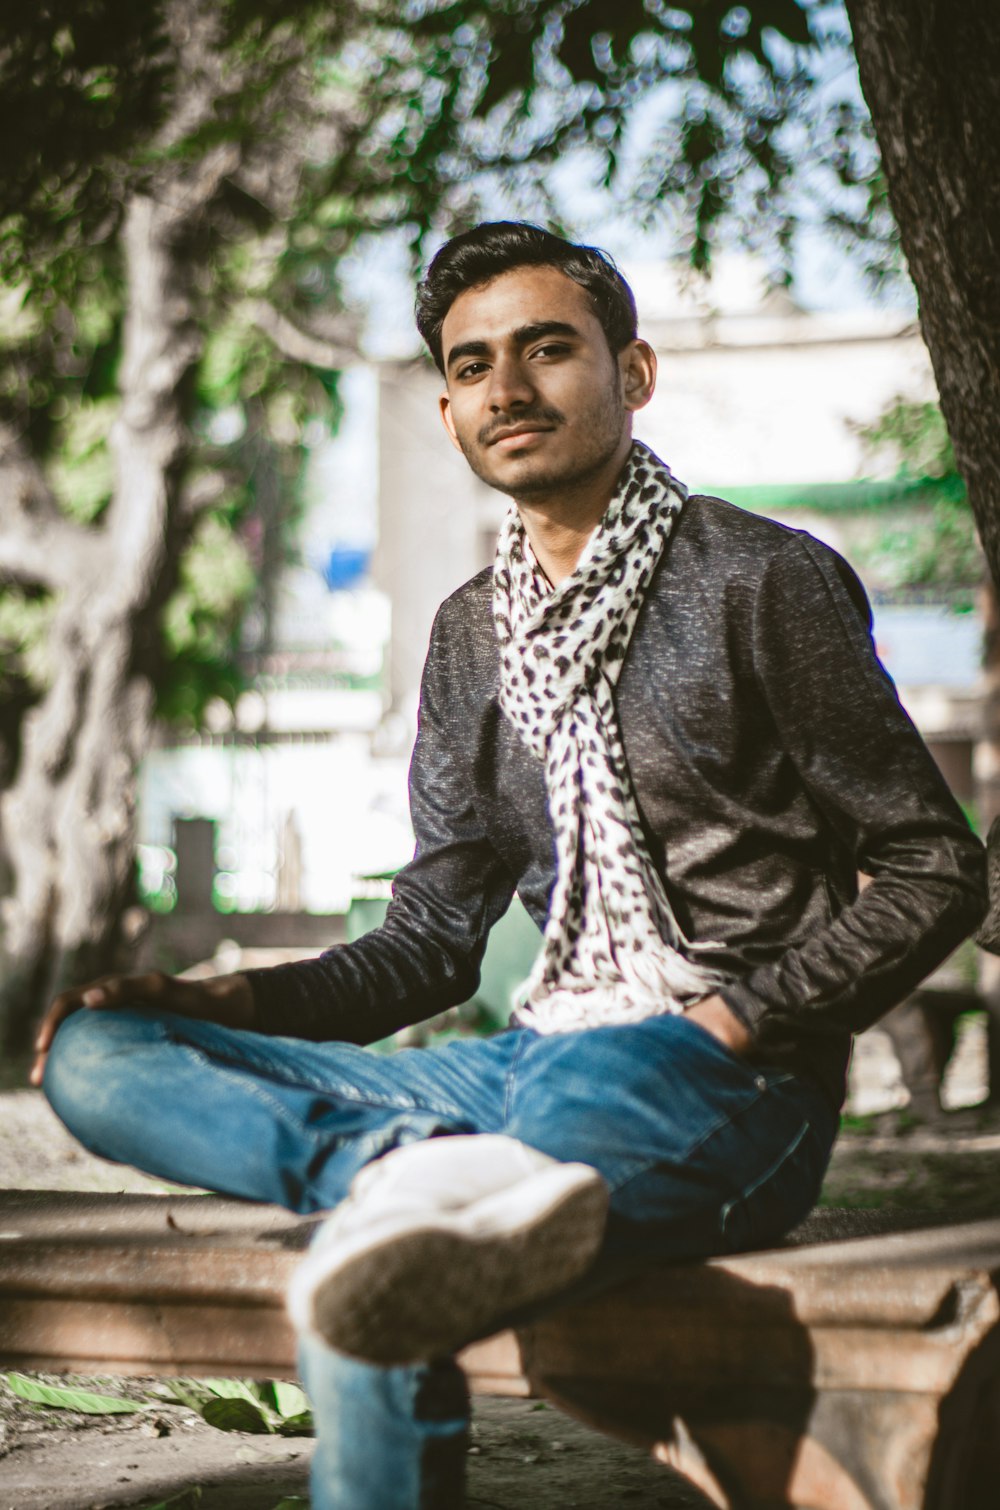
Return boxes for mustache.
[478,406,565,447]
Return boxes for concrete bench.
[1,1190,999,1509]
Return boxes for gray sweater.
[247,493,987,1108]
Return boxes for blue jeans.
[45,1008,838,1509]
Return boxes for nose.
[487,351,535,412]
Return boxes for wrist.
[203,972,256,1030]
[684,993,752,1055]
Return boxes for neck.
[515,435,633,586]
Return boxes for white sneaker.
[287,1135,609,1364]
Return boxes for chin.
[464,448,549,496]
[486,461,565,498]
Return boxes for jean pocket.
[675,1011,766,1079]
[719,1118,826,1253]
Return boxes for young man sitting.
[35,222,986,1509]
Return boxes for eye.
[456,361,489,381]
[531,342,571,360]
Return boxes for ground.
[2,1021,999,1510]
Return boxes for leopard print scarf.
[493,440,724,1034]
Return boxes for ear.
[619,339,657,413]
[439,391,464,453]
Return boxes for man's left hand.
[684,993,752,1055]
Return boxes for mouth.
[487,425,554,448]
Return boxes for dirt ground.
[0,1381,717,1510]
[2,1022,999,1510]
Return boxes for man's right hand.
[30,970,255,1087]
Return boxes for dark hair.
[415,221,638,374]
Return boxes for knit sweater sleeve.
[244,603,515,1043]
[720,533,986,1045]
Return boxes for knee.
[43,1008,150,1149]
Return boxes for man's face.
[438,264,653,501]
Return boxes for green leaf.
[4,1373,146,1414]
[270,1380,310,1420]
[157,1378,216,1411]
[275,1410,314,1437]
[160,1376,317,1436]
[204,1377,281,1409]
[201,1396,274,1434]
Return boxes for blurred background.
[0,0,994,1118]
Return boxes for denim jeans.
[45,1007,838,1510]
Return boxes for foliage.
[332,0,894,284]
[0,588,57,699]
[0,1,356,736]
[860,494,981,595]
[0,2,365,298]
[157,513,257,725]
[0,4,896,289]
[0,2,378,1028]
[0,0,169,290]
[852,397,982,593]
[862,397,957,482]
[3,1372,147,1413]
[158,1376,313,1435]
[0,270,337,730]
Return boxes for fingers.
[29,970,253,1089]
[71,971,169,1013]
[30,971,170,1087]
[34,976,112,1056]
[29,993,81,1086]
[30,1006,68,1086]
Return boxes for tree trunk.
[973,578,1000,1097]
[0,194,200,1049]
[845,1,1000,590]
[846,3,1000,1077]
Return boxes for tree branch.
[248,300,360,370]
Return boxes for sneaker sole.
[289,1163,609,1364]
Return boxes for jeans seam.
[177,1042,334,1143]
[502,1031,531,1126]
[321,1081,465,1117]
[719,1117,811,1230]
[176,1031,466,1121]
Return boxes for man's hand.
[683,993,752,1056]
[30,970,255,1087]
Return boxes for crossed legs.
[44,1007,837,1509]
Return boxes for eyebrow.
[445,320,581,372]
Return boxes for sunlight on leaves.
[157,1376,314,1436]
[3,1373,146,1414]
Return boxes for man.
[36,223,986,1509]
